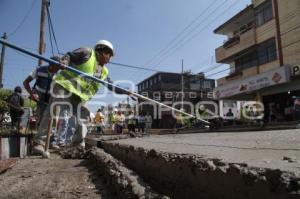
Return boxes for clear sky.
[0,0,251,112]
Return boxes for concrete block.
[1,138,10,160]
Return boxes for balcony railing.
[216,28,256,63]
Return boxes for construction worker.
[198,105,209,120]
[23,56,61,125]
[174,109,185,132]
[94,108,105,134]
[110,108,118,132]
[127,111,136,133]
[32,40,131,156]
[114,110,125,134]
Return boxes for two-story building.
[137,72,215,128]
[214,0,300,122]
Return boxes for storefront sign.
[291,65,300,76]
[214,65,290,99]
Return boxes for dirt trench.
[0,153,112,199]
[101,141,300,199]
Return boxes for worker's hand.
[30,93,39,102]
[58,60,68,70]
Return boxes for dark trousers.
[96,126,104,134]
[138,123,145,133]
[10,110,22,130]
[115,124,123,134]
[295,111,300,122]
[128,124,135,132]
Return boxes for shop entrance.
[263,90,300,122]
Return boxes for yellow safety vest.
[54,49,109,102]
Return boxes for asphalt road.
[110,129,300,174]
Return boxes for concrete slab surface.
[109,129,300,175]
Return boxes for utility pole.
[0,32,7,88]
[38,0,48,66]
[181,59,184,109]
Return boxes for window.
[165,92,173,99]
[141,92,148,97]
[158,74,161,81]
[153,77,157,84]
[235,51,257,71]
[138,85,141,92]
[255,0,273,26]
[153,92,161,101]
[189,92,197,99]
[150,79,153,86]
[145,81,148,89]
[203,80,212,89]
[257,38,277,65]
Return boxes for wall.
[252,0,267,8]
[242,66,258,78]
[259,60,279,73]
[279,0,300,66]
[256,19,276,43]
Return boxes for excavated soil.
[0,153,112,199]
[101,141,300,199]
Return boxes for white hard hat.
[95,40,114,55]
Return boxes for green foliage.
[0,89,13,124]
[0,89,37,125]
[24,98,37,111]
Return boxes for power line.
[46,1,61,55]
[143,1,219,67]
[8,0,38,37]
[205,42,300,78]
[109,62,167,72]
[152,0,242,68]
[150,5,299,79]
[127,0,226,81]
[148,0,230,68]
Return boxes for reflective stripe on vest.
[34,66,53,94]
[54,49,109,102]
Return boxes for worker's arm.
[61,48,91,66]
[23,75,38,102]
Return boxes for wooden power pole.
[38,0,48,66]
[0,32,7,88]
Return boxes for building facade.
[214,0,300,122]
[137,72,215,128]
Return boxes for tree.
[0,89,12,124]
[24,97,37,111]
[0,88,37,125]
